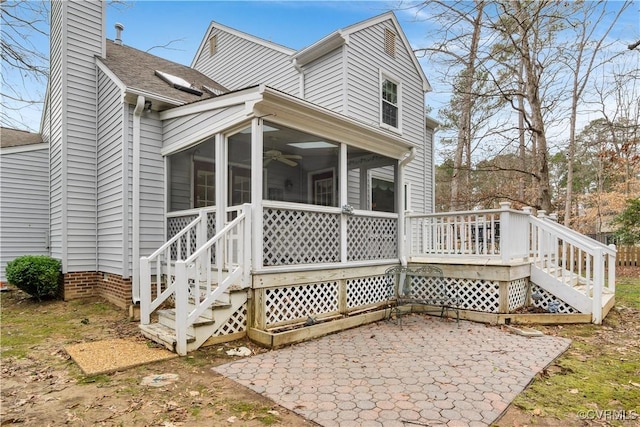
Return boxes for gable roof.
[293,12,431,92]
[191,20,296,68]
[0,127,43,149]
[100,40,228,106]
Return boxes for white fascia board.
[0,143,49,156]
[39,83,50,134]
[293,31,346,66]
[257,87,416,159]
[191,20,295,68]
[158,86,262,120]
[96,58,126,93]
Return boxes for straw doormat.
[65,339,177,375]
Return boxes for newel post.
[607,244,617,293]
[139,257,151,324]
[592,247,604,324]
[242,203,252,288]
[499,202,511,263]
[174,260,189,356]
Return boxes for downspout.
[398,147,416,267]
[131,95,145,303]
[293,58,305,98]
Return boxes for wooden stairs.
[139,286,248,353]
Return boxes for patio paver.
[213,315,571,426]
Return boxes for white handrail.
[529,214,616,324]
[173,204,251,355]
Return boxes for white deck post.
[174,260,188,356]
[139,257,151,324]
[607,244,616,293]
[251,118,264,271]
[499,202,511,264]
[215,133,226,274]
[592,247,604,324]
[242,203,252,287]
[197,209,207,279]
[340,143,348,264]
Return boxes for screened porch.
[164,119,411,271]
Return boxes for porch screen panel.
[168,137,215,211]
[263,207,340,266]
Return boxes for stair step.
[158,309,215,325]
[139,323,195,351]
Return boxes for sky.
[3,0,639,157]
[4,0,450,132]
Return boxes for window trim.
[379,70,402,134]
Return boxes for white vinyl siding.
[0,147,50,282]
[49,1,64,262]
[64,2,102,271]
[193,27,298,95]
[345,21,428,213]
[162,104,245,152]
[122,109,165,273]
[303,47,344,112]
[139,116,165,259]
[97,69,125,274]
[49,1,104,272]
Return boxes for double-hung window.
[381,74,401,131]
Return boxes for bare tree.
[414,0,487,210]
[562,1,631,227]
[1,0,49,131]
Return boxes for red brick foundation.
[62,271,132,309]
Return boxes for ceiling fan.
[264,150,302,167]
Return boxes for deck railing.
[407,203,617,323]
[140,205,251,354]
[407,202,529,263]
[529,212,616,323]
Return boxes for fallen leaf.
[569,388,579,394]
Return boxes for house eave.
[0,142,49,156]
[255,86,415,160]
[159,85,415,160]
[292,31,346,67]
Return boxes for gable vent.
[209,35,217,56]
[384,28,396,57]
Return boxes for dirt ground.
[1,268,638,426]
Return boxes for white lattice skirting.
[530,284,580,313]
[508,278,529,312]
[214,303,248,337]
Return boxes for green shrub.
[5,255,61,300]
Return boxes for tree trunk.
[450,0,484,211]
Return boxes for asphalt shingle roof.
[101,40,228,105]
[0,127,43,149]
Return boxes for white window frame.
[379,70,402,134]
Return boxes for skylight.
[287,141,337,149]
[155,70,203,96]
